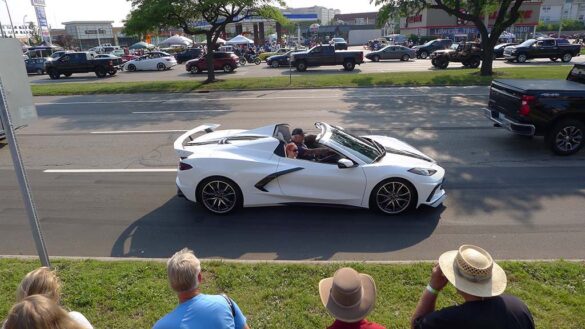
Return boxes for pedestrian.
[319,267,385,329]
[153,248,250,329]
[411,245,535,329]
[4,295,86,329]
[16,267,93,329]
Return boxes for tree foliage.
[373,0,528,76]
[537,19,585,33]
[124,0,287,82]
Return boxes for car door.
[275,155,367,207]
[213,53,223,70]
[388,46,400,59]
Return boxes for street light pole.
[2,0,16,38]
[0,19,5,38]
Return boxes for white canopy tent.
[158,35,193,47]
[226,35,254,45]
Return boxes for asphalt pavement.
[1,87,584,261]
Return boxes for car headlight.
[408,168,437,176]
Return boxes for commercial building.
[0,24,34,40]
[400,1,542,41]
[63,21,115,50]
[540,0,585,23]
[282,6,340,25]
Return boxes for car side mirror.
[338,158,355,169]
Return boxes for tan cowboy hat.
[439,244,507,298]
[319,267,376,323]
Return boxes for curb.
[1,255,583,265]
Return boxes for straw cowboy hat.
[439,245,507,298]
[319,267,376,323]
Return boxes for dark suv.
[175,48,204,64]
[413,39,453,59]
[186,52,239,73]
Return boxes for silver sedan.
[366,45,416,62]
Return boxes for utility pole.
[0,19,5,38]
[2,0,16,38]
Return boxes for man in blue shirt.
[153,248,249,329]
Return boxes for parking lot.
[27,54,585,84]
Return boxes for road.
[28,56,585,84]
[1,87,584,261]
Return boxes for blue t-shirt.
[153,294,247,329]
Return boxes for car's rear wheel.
[95,66,107,78]
[401,54,410,61]
[127,64,136,72]
[48,69,60,79]
[36,68,44,75]
[296,61,307,72]
[197,177,242,215]
[271,61,279,68]
[343,60,355,71]
[223,64,234,73]
[561,53,572,63]
[547,119,584,155]
[108,69,117,76]
[370,178,417,215]
[157,63,166,71]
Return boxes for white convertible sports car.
[123,51,177,71]
[174,122,446,215]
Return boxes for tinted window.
[543,40,555,47]
[557,39,569,45]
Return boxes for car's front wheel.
[223,64,234,73]
[370,178,416,215]
[271,61,279,68]
[197,177,243,215]
[127,64,136,72]
[419,51,428,59]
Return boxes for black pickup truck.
[290,45,364,71]
[484,64,585,155]
[44,52,119,79]
[503,38,580,63]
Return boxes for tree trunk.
[205,32,216,82]
[478,26,494,76]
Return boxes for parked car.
[266,50,302,68]
[330,37,348,50]
[175,48,204,64]
[430,42,483,69]
[484,63,585,155]
[44,52,119,79]
[186,52,239,73]
[25,57,48,75]
[123,51,177,71]
[290,45,364,72]
[503,38,581,63]
[366,45,416,62]
[412,39,453,59]
[258,48,291,61]
[174,122,446,215]
[493,42,517,58]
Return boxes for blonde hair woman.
[4,295,86,329]
[16,267,93,329]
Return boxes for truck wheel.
[561,53,572,63]
[95,66,107,78]
[295,61,307,72]
[550,57,558,62]
[157,63,166,71]
[108,69,117,76]
[419,51,429,59]
[127,64,136,72]
[547,119,584,155]
[401,54,410,61]
[468,57,481,68]
[48,69,60,80]
[343,60,355,71]
[63,73,72,77]
[433,58,448,69]
[36,68,44,75]
[372,55,380,62]
[516,54,527,63]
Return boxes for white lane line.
[90,130,188,134]
[44,169,177,173]
[132,110,231,114]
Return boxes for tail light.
[519,95,536,116]
[179,162,193,171]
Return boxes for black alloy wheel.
[127,64,136,72]
[343,60,355,71]
[108,69,117,76]
[468,57,481,68]
[157,62,166,71]
[271,61,279,68]
[95,66,107,78]
[370,178,416,215]
[296,61,307,72]
[223,64,233,73]
[48,69,60,79]
[547,119,585,155]
[419,51,429,59]
[197,177,242,215]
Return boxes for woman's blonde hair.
[4,295,85,329]
[17,267,61,303]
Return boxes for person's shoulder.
[500,294,531,311]
[152,306,183,329]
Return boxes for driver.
[290,128,333,161]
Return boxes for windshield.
[518,39,536,47]
[332,38,344,42]
[328,127,382,164]
[422,40,435,47]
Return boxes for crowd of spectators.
[1,244,535,329]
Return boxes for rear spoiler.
[174,123,220,158]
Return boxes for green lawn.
[0,259,583,329]
[30,66,572,96]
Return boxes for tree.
[28,22,42,46]
[373,0,528,76]
[124,0,287,82]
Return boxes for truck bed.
[495,79,585,93]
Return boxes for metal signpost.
[0,39,50,267]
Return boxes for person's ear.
[198,272,202,283]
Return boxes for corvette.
[174,122,446,215]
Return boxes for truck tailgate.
[488,80,524,119]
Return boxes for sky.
[0,0,382,29]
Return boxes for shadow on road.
[111,197,443,259]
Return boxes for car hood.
[267,54,288,60]
[364,135,436,164]
[433,49,454,55]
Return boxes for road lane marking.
[44,169,177,173]
[90,130,188,134]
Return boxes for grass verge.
[31,66,572,96]
[1,259,583,328]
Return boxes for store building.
[282,6,340,25]
[400,2,542,41]
[63,21,115,50]
[540,0,585,23]
[0,24,34,40]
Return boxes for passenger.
[4,295,86,329]
[16,267,93,329]
[153,248,249,329]
[285,142,298,159]
[411,245,535,329]
[319,267,385,329]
